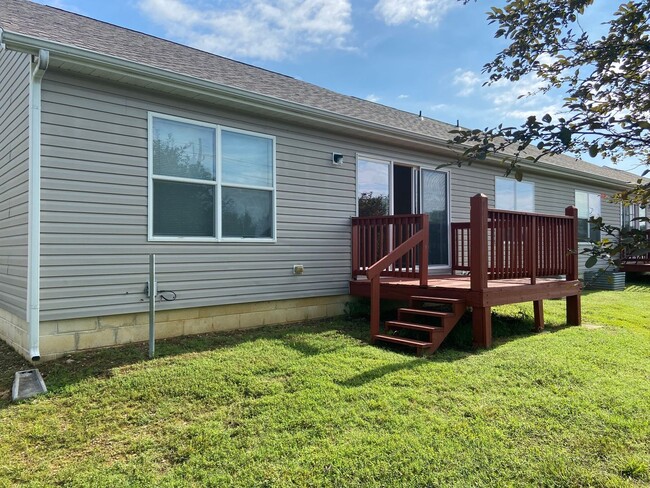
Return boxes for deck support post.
[533,300,544,331]
[565,206,582,326]
[370,277,380,341]
[566,295,581,325]
[470,194,492,348]
[472,306,492,348]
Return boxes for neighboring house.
[0,0,642,360]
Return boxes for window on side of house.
[149,113,275,241]
[495,177,535,212]
[623,204,648,231]
[575,190,601,242]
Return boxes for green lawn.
[1,279,649,487]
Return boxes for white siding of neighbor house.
[39,70,626,321]
[0,49,30,320]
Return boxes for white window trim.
[147,112,277,243]
[494,176,535,212]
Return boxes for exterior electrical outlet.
[293,265,304,275]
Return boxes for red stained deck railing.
[620,229,650,267]
[351,214,429,338]
[451,195,579,285]
[351,214,429,280]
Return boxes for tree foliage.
[453,0,649,266]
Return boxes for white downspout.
[27,48,49,361]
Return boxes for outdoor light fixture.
[332,152,344,166]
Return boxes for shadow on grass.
[0,319,364,410]
[0,296,591,408]
[337,357,426,387]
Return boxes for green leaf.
[585,256,598,268]
[514,168,523,182]
[542,113,552,123]
[588,144,598,158]
[559,127,572,146]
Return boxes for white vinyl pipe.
[27,49,49,361]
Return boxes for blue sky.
[34,0,644,176]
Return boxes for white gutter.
[26,48,49,361]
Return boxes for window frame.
[494,176,535,212]
[147,112,277,243]
[575,190,601,242]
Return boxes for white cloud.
[453,69,482,97]
[398,94,409,99]
[374,0,458,26]
[138,0,352,61]
[452,67,567,125]
[365,94,381,102]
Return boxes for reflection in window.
[495,177,534,212]
[222,188,273,238]
[153,118,215,180]
[357,159,389,217]
[422,169,449,266]
[153,181,215,237]
[222,130,273,187]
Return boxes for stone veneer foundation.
[37,295,349,361]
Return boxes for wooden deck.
[350,194,582,354]
[350,275,582,308]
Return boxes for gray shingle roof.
[0,0,642,185]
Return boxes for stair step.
[385,320,444,333]
[398,308,452,319]
[374,334,433,348]
[410,296,465,305]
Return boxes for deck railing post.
[564,206,579,281]
[351,219,359,277]
[470,194,489,292]
[565,205,581,325]
[530,216,538,285]
[419,214,429,287]
[470,194,492,348]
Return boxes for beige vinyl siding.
[0,49,30,319]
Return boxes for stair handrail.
[365,215,429,340]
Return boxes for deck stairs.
[373,297,467,355]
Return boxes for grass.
[0,278,649,487]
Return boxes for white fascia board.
[1,31,634,191]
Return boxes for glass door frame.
[355,153,452,270]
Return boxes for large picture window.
[575,191,601,242]
[495,177,534,212]
[149,113,275,241]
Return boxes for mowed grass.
[1,279,649,487]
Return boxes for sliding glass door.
[356,157,450,267]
